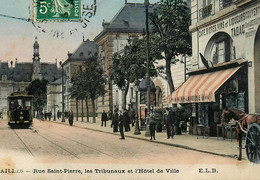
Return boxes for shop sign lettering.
[199,5,260,38]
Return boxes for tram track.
[12,129,34,157]
[35,127,119,160]
[33,130,81,160]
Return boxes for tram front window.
[25,101,31,110]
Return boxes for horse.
[221,108,260,160]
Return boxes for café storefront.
[169,59,248,136]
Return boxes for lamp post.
[145,0,151,137]
[60,61,65,122]
[134,81,141,135]
[53,100,56,121]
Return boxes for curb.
[41,119,244,161]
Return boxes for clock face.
[35,57,39,60]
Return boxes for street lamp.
[53,100,56,121]
[60,61,65,122]
[134,80,141,135]
[145,0,151,137]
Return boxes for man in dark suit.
[112,109,118,133]
[123,109,130,132]
[163,108,174,139]
[118,110,125,140]
[101,110,108,127]
[149,109,156,141]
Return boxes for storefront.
[169,60,248,136]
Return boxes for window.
[205,32,233,65]
[199,0,213,20]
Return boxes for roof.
[94,3,154,41]
[49,77,63,85]
[0,62,11,80]
[41,63,61,83]
[13,63,33,82]
[63,40,98,65]
[0,61,61,83]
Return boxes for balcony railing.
[219,0,234,10]
[199,4,213,20]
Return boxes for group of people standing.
[149,107,175,141]
[101,108,135,140]
[103,107,176,141]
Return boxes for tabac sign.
[199,5,260,38]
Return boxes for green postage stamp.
[34,0,81,21]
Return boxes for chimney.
[68,51,72,58]
[102,19,110,30]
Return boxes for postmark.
[34,0,82,21]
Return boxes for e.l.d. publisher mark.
[35,0,81,21]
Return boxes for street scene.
[1,0,260,179]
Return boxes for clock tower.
[32,36,42,80]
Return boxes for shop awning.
[169,66,241,104]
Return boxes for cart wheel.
[245,123,260,164]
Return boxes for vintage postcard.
[0,0,259,179]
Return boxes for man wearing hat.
[163,107,174,139]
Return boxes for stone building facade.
[170,0,260,136]
[62,39,98,118]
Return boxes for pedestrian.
[130,108,136,127]
[57,110,61,119]
[112,109,119,133]
[149,109,156,141]
[163,107,174,139]
[123,109,130,132]
[101,110,108,127]
[118,110,125,140]
[69,111,73,126]
[44,111,47,120]
[48,111,52,121]
[170,107,176,138]
[108,110,113,128]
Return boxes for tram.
[7,92,33,128]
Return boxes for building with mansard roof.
[62,39,98,118]
[94,1,191,120]
[0,37,61,114]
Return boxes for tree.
[110,37,158,109]
[82,57,106,123]
[69,71,90,122]
[26,79,48,117]
[149,0,192,93]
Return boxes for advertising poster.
[0,0,259,180]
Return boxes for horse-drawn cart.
[222,108,260,163]
[245,122,260,163]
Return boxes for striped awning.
[169,66,241,104]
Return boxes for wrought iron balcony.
[199,4,213,20]
[220,0,234,10]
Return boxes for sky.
[0,0,160,64]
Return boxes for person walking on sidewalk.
[108,110,113,128]
[101,110,108,127]
[69,111,73,126]
[149,110,156,141]
[112,109,119,133]
[123,109,130,132]
[130,108,135,127]
[119,110,125,140]
[163,108,174,139]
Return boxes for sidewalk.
[46,116,246,161]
